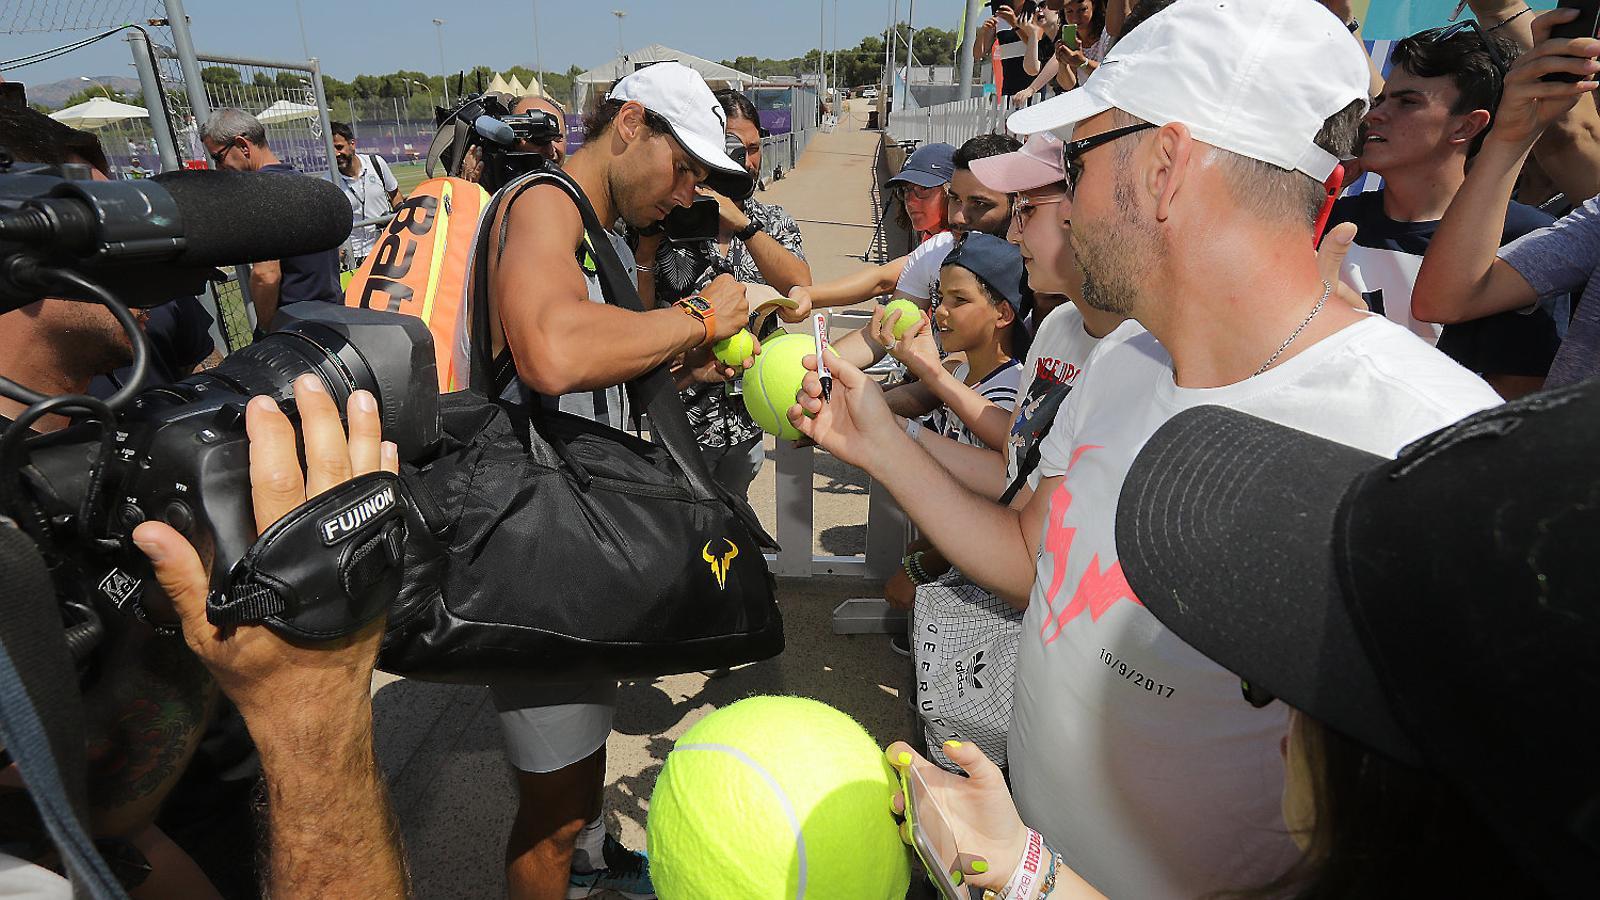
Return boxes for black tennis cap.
[1115,381,1600,898]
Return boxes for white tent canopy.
[487,73,514,95]
[49,97,150,129]
[575,45,756,112]
[255,99,319,124]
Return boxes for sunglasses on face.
[1060,123,1156,192]
[209,139,239,167]
[1012,193,1067,229]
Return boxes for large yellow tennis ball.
[647,696,911,900]
[884,298,925,340]
[713,329,757,369]
[742,331,815,440]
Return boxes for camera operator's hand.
[133,376,398,719]
[702,273,751,342]
[698,185,752,233]
[130,375,406,898]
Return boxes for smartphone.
[663,195,721,245]
[903,762,966,900]
[1060,23,1079,51]
[1545,0,1600,83]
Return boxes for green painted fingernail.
[972,861,989,874]
[944,740,962,750]
[897,752,911,765]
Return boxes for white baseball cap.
[1007,0,1369,181]
[606,62,752,198]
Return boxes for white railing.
[887,93,1049,148]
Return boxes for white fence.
[886,93,1049,149]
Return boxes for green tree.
[252,72,275,90]
[59,86,135,108]
[200,65,241,87]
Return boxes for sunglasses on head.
[1421,19,1511,80]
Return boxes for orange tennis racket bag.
[345,176,490,391]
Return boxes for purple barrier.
[759,109,794,136]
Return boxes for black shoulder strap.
[468,168,729,503]
[0,522,127,898]
[998,384,1068,506]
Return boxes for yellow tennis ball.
[742,332,815,440]
[885,298,924,340]
[647,696,912,900]
[713,329,756,369]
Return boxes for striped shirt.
[923,359,1023,448]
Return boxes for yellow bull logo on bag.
[702,539,739,590]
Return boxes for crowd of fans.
[1,0,1597,897]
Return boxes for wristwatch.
[735,219,764,242]
[676,295,715,345]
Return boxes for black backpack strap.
[470,168,750,511]
[998,384,1070,506]
[0,522,127,898]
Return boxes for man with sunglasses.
[200,108,342,330]
[1328,24,1564,399]
[787,1,1500,896]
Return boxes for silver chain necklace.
[1254,279,1332,377]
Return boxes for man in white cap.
[475,61,753,900]
[788,1,1502,895]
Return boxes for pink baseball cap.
[968,132,1065,193]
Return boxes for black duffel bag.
[379,166,783,684]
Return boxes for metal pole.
[532,0,548,97]
[127,32,180,172]
[886,0,900,128]
[819,0,826,95]
[309,58,339,183]
[433,19,450,108]
[832,0,839,99]
[956,0,982,99]
[163,0,211,125]
[293,0,311,59]
[613,11,627,59]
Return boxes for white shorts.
[489,679,618,774]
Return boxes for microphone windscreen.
[473,115,516,147]
[152,170,353,267]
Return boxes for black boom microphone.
[151,170,352,268]
[0,169,352,309]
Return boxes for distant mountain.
[23,75,145,109]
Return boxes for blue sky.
[8,0,967,87]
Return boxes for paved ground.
[375,104,920,899]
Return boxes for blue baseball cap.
[941,232,1026,313]
[888,142,956,189]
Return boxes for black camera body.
[22,304,438,629]
[500,110,563,145]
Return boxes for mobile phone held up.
[1545,0,1600,83]
[1061,23,1079,51]
[901,761,966,900]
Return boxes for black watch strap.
[735,219,763,241]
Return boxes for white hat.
[1007,0,1369,181]
[606,62,752,198]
